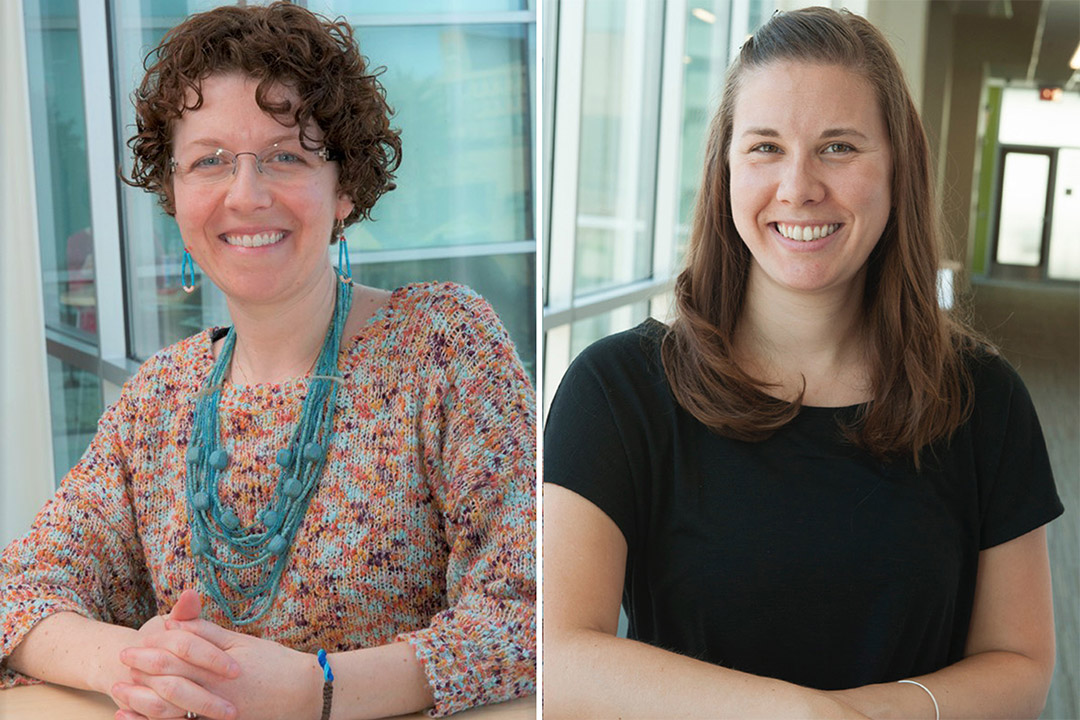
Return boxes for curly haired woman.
[1,4,535,719]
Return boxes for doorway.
[992,145,1080,282]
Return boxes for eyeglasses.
[170,142,335,185]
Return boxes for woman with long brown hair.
[545,7,1061,718]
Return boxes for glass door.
[1047,148,1080,281]
[992,145,1079,283]
[992,147,1053,280]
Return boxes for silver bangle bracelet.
[898,679,940,720]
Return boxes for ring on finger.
[185,713,198,719]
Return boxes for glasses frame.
[169,142,336,185]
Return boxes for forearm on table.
[6,611,139,695]
[831,650,1053,719]
[544,627,868,719]
[316,641,435,720]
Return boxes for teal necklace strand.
[185,273,353,625]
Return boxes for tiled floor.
[970,278,1079,719]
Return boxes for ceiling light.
[1070,41,1080,70]
[692,8,716,24]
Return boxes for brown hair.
[125,0,401,225]
[661,6,986,465]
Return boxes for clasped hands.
[110,589,322,720]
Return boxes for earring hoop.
[335,220,352,284]
[181,249,197,293]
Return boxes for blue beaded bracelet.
[317,649,334,720]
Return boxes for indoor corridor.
[970,278,1078,718]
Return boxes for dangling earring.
[181,249,197,293]
[335,219,352,284]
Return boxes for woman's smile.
[220,229,289,249]
[771,222,843,242]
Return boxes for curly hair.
[125,1,401,225]
[661,7,988,467]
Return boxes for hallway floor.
[969,278,1078,719]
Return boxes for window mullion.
[546,0,585,315]
[78,0,128,367]
[652,0,689,285]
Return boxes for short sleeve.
[971,354,1064,549]
[543,328,659,548]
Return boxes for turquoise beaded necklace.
[185,273,352,625]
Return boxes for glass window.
[353,252,535,378]
[23,0,105,486]
[570,302,649,359]
[345,23,534,252]
[572,0,664,296]
[111,0,231,362]
[23,0,96,346]
[544,0,778,408]
[672,0,733,268]
[313,0,529,14]
[46,356,103,487]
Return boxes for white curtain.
[0,0,56,547]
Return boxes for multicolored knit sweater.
[0,283,536,716]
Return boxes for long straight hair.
[661,7,985,466]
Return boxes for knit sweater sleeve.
[397,287,536,717]
[1,370,156,688]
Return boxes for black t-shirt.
[544,319,1063,690]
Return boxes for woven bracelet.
[317,649,335,720]
[321,679,334,720]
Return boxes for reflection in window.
[24,0,97,345]
[46,356,103,487]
